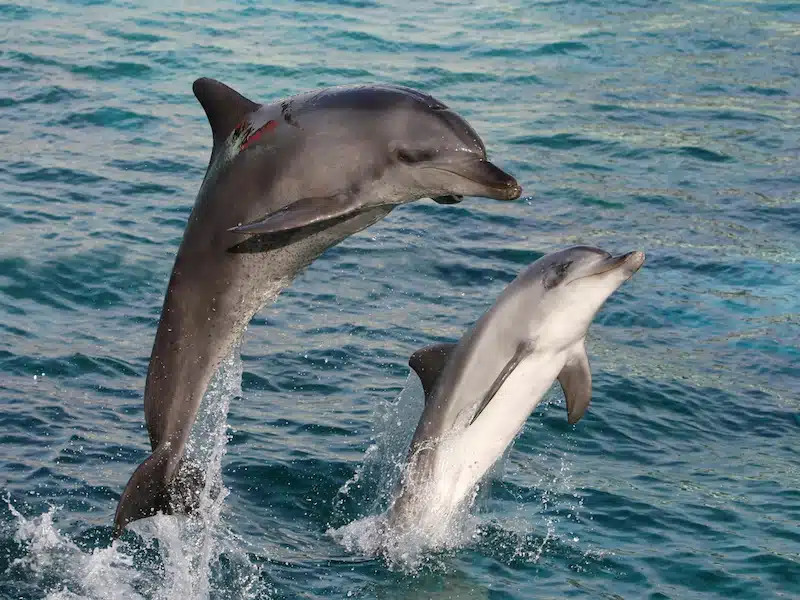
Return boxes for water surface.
[1,0,798,598]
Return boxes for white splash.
[8,349,268,599]
[6,500,144,600]
[329,374,582,571]
[327,374,484,570]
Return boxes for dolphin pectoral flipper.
[468,341,535,425]
[409,342,458,400]
[558,344,592,424]
[227,193,370,236]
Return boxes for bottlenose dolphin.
[112,78,521,536]
[387,246,645,535]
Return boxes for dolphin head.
[521,245,645,351]
[191,79,522,242]
[378,88,522,204]
[293,85,522,206]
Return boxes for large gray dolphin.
[112,78,521,536]
[387,246,645,537]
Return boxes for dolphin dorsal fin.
[192,78,260,145]
[408,342,457,402]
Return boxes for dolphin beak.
[426,158,522,201]
[591,251,646,278]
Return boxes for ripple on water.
[57,108,159,131]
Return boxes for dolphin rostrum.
[387,246,645,535]
[112,78,521,536]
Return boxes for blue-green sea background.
[1,0,798,598]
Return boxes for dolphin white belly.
[431,350,567,511]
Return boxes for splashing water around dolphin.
[326,374,590,572]
[7,351,267,600]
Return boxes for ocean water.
[1,0,798,598]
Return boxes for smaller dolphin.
[387,246,645,535]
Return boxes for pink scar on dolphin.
[241,120,278,150]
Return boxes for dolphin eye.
[396,148,436,164]
[544,261,572,289]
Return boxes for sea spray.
[328,375,584,571]
[5,499,145,600]
[328,374,483,569]
[7,348,268,600]
[133,346,267,600]
[330,373,423,524]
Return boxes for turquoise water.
[2,0,799,597]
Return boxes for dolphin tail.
[113,446,172,538]
[113,447,210,538]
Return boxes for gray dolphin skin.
[388,246,645,533]
[112,78,521,537]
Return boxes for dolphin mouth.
[425,158,522,201]
[432,195,464,205]
[583,251,646,279]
